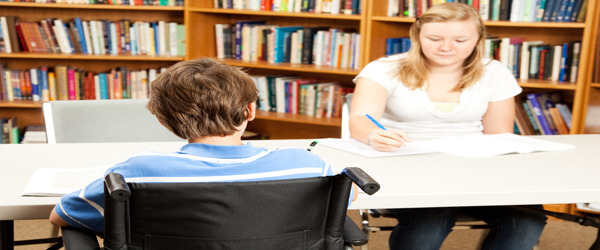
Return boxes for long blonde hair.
[396,3,486,91]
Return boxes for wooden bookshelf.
[0,2,185,132]
[0,2,184,10]
[0,101,43,108]
[183,0,369,139]
[0,52,184,61]
[2,1,600,141]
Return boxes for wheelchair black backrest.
[103,174,353,250]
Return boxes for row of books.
[250,75,354,118]
[0,64,168,101]
[215,21,361,69]
[0,16,185,56]
[0,0,184,6]
[514,92,572,135]
[387,0,588,23]
[385,37,411,56]
[485,37,581,82]
[0,117,19,144]
[214,0,362,15]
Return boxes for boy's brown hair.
[147,58,258,139]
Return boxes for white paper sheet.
[21,165,112,197]
[319,138,438,158]
[412,133,576,158]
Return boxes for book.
[527,93,554,135]
[235,21,266,59]
[412,133,575,158]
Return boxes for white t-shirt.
[353,54,522,139]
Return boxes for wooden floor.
[12,212,599,250]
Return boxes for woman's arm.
[349,78,409,151]
[482,97,515,134]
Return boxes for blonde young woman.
[349,3,546,250]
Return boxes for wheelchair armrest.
[105,173,131,202]
[61,227,101,250]
[343,216,368,246]
[343,167,380,195]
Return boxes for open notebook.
[412,133,576,158]
[22,165,111,197]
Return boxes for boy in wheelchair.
[49,58,357,231]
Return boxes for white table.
[1,135,600,248]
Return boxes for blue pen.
[366,114,387,130]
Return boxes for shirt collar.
[177,143,266,159]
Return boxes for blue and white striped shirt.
[55,142,342,232]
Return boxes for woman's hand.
[367,129,410,152]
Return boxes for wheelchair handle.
[343,167,380,195]
[105,173,131,202]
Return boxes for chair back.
[43,99,184,143]
[341,93,353,139]
[103,173,354,250]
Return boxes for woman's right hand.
[367,129,410,152]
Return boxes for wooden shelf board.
[220,59,361,75]
[0,2,184,10]
[371,16,416,23]
[188,8,362,20]
[371,16,585,28]
[0,52,184,61]
[518,80,577,90]
[591,83,600,88]
[574,208,600,215]
[255,110,341,127]
[0,101,43,108]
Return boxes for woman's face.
[419,19,480,69]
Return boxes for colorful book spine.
[526,93,554,135]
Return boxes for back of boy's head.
[147,58,258,139]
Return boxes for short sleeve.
[55,177,106,231]
[353,55,405,94]
[486,60,523,102]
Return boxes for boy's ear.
[157,118,165,127]
[247,102,256,121]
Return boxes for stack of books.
[21,125,47,144]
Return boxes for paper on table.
[412,133,575,158]
[21,165,112,197]
[319,138,438,158]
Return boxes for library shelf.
[0,101,43,109]
[220,59,361,75]
[0,2,184,11]
[188,8,362,20]
[518,80,578,90]
[255,110,341,127]
[0,53,184,61]
[370,17,586,28]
